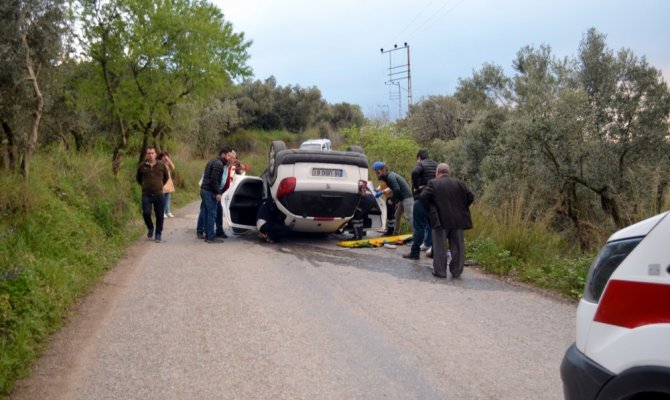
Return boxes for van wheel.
[268,140,286,184]
[347,145,364,154]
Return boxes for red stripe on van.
[594,279,670,329]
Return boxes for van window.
[583,237,643,302]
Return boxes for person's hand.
[215,194,222,201]
[374,190,383,198]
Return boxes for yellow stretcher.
[337,233,413,248]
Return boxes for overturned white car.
[222,141,386,234]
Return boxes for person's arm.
[212,161,225,196]
[386,175,402,202]
[420,180,434,205]
[135,165,142,185]
[162,163,169,185]
[463,182,475,206]
[165,157,175,171]
[411,164,422,194]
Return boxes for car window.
[583,237,643,303]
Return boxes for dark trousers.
[199,188,218,240]
[410,199,431,254]
[431,228,465,278]
[141,194,165,235]
[386,199,396,234]
[259,221,292,242]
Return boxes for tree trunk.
[656,180,668,214]
[56,122,70,151]
[99,47,127,176]
[1,120,17,171]
[70,129,84,152]
[599,187,628,228]
[20,33,44,180]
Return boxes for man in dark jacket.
[404,149,438,259]
[136,146,170,242]
[197,146,231,243]
[420,163,474,278]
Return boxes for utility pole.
[380,43,412,118]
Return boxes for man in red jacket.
[420,163,474,278]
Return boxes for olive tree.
[77,0,251,174]
[0,0,67,178]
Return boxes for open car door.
[366,181,386,231]
[222,174,265,232]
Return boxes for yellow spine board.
[337,234,412,248]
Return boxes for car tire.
[347,145,364,154]
[268,140,287,185]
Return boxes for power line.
[392,0,438,44]
[403,0,466,43]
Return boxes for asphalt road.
[11,201,576,400]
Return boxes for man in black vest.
[197,146,231,243]
[403,150,437,259]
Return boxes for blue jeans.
[198,188,218,240]
[141,194,165,235]
[410,199,431,255]
[163,192,172,214]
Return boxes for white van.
[299,139,332,151]
[560,211,670,399]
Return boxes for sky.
[215,0,670,120]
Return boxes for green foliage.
[75,0,252,169]
[0,147,146,394]
[341,124,419,179]
[230,77,366,134]
[467,202,592,299]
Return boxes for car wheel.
[268,140,287,184]
[347,145,364,154]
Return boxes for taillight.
[276,177,296,198]
[583,237,643,303]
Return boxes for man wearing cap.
[372,161,414,234]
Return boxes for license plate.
[312,168,343,177]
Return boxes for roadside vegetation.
[1,0,669,396]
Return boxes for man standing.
[136,146,169,242]
[197,146,231,243]
[420,163,474,278]
[372,161,414,234]
[404,150,438,260]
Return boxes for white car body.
[299,138,332,151]
[222,143,385,234]
[560,211,670,399]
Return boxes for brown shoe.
[402,252,420,260]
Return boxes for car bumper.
[560,343,613,400]
[283,215,349,233]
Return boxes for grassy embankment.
[0,145,205,396]
[0,128,593,396]
[0,129,301,396]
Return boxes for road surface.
[11,201,575,399]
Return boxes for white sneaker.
[164,213,168,218]
[167,212,175,218]
[420,243,429,251]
